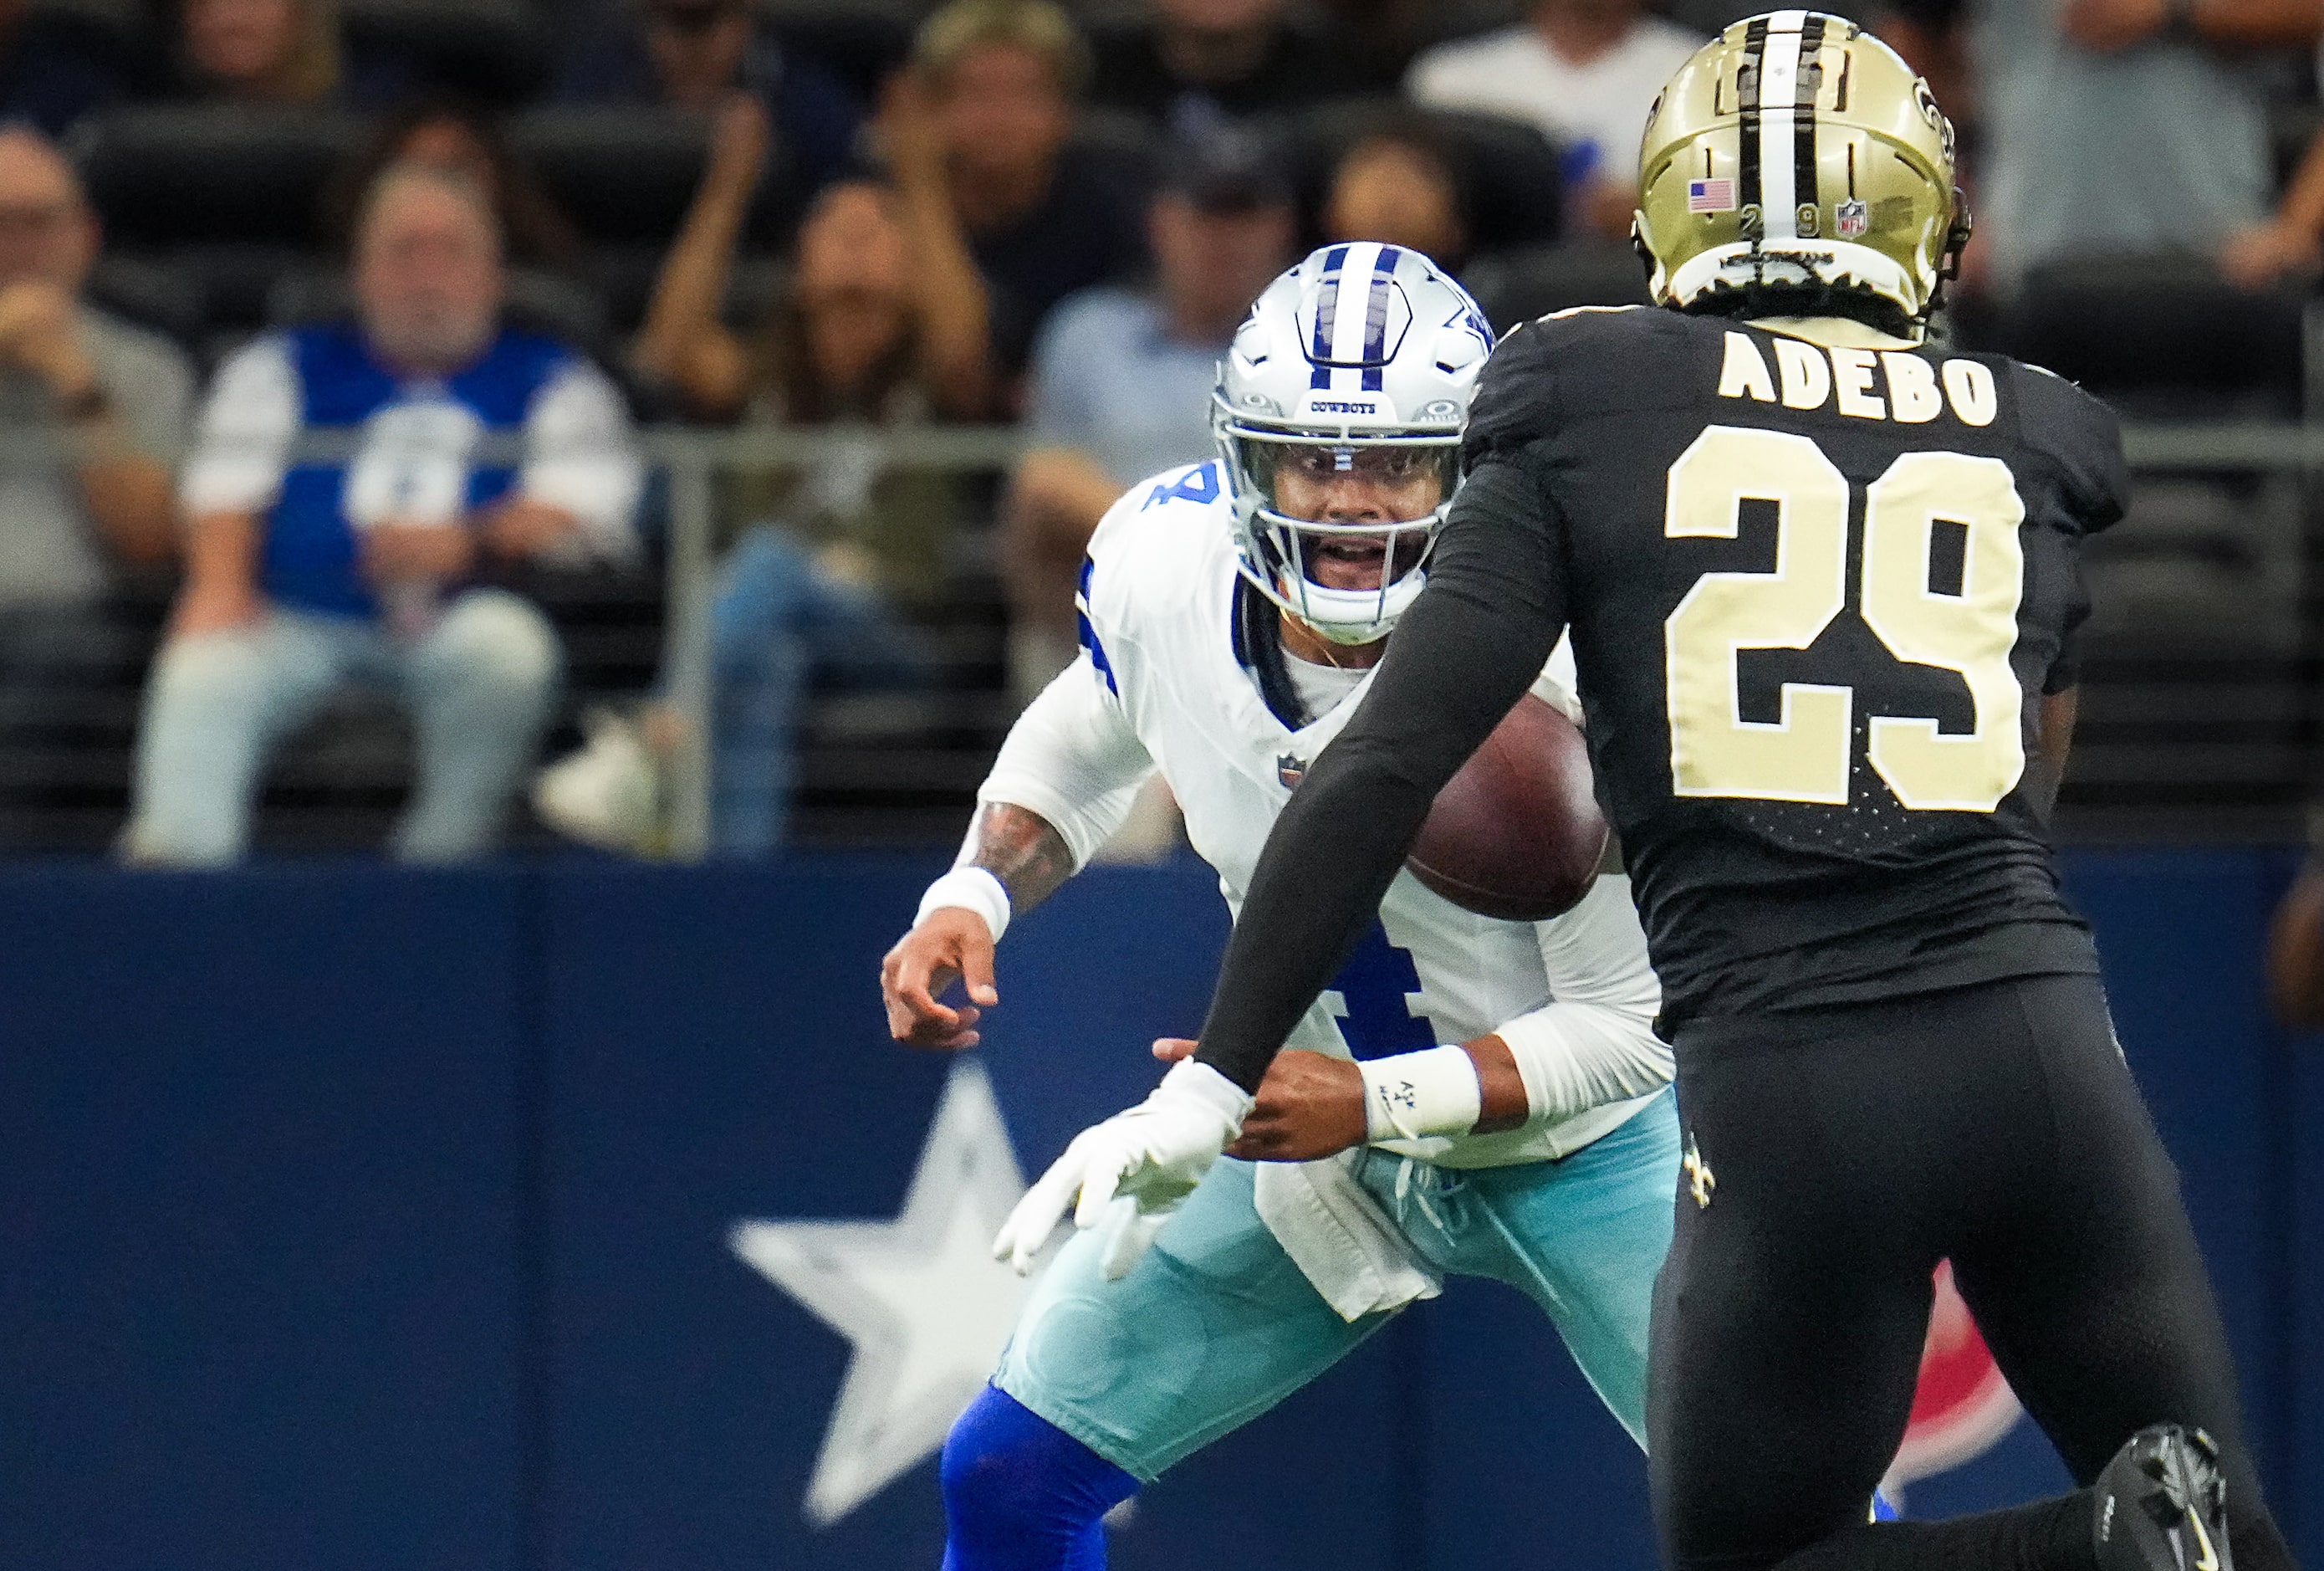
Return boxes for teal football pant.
[995,1087,1680,1481]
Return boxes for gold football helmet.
[1632,12,1970,332]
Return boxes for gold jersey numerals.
[1663,426,2027,814]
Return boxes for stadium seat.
[1282,97,1566,253]
[1461,240,1650,333]
[1966,258,2306,417]
[340,0,549,106]
[69,105,365,248]
[145,241,316,348]
[510,106,747,245]
[574,244,787,341]
[84,254,207,356]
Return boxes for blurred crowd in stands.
[0,0,2321,862]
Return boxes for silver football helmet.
[1213,242,1494,646]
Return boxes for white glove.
[992,1058,1254,1280]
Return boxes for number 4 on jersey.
[1143,463,1220,510]
[1325,921,1439,1060]
[1663,425,2027,813]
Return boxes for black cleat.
[2093,1425,2230,1571]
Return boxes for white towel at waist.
[1250,1150,1443,1323]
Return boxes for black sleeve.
[2045,553,2092,695]
[1193,457,1570,1092]
[2016,363,2130,537]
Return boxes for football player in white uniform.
[881,243,1681,1570]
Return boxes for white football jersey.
[982,462,1669,1168]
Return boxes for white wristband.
[1360,1046,1484,1143]
[916,866,1011,943]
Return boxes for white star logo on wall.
[731,1062,1039,1527]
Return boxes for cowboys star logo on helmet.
[1213,243,1495,646]
[1632,11,1972,336]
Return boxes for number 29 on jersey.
[1663,425,2028,814]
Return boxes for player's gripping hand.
[881,908,1000,1050]
[992,1059,1255,1280]
[1152,1037,1365,1161]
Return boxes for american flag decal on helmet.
[1688,177,1736,212]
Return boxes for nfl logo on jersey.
[1278,754,1307,791]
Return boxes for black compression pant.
[1647,973,2293,1571]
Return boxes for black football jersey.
[1192,304,2131,1089]
[1458,306,2126,1028]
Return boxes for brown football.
[1404,693,1607,922]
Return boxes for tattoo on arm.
[959,802,1076,914]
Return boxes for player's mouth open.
[1307,537,1392,591]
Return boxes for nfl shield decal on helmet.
[1882,1261,2022,1499]
[1837,198,1871,238]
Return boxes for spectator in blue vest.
[123,163,642,866]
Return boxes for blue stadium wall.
[3,847,2317,1571]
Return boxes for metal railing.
[644,426,1026,857]
[5,416,2323,852]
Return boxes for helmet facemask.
[1212,242,1492,647]
[1218,410,1461,647]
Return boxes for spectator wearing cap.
[1087,0,1364,139]
[0,128,192,842]
[124,164,642,866]
[1002,129,1294,699]
[0,0,136,136]
[558,0,862,197]
[906,0,1148,391]
[1406,0,1699,242]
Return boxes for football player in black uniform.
[994,13,2297,1571]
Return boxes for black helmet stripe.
[1736,13,1769,219]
